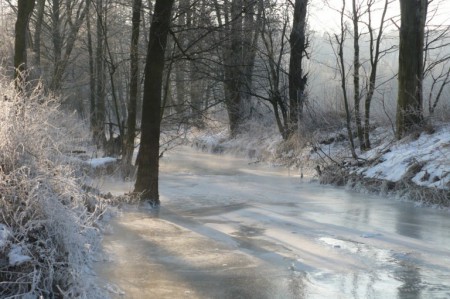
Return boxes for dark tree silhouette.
[14,0,35,88]
[288,0,308,135]
[134,0,175,205]
[396,0,427,139]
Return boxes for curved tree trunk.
[14,0,36,89]
[134,0,174,205]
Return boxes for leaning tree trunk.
[14,0,35,89]
[134,0,174,205]
[396,0,427,139]
[288,0,308,135]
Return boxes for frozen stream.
[95,146,450,299]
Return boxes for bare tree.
[86,2,96,134]
[49,0,91,91]
[423,1,450,117]
[332,0,357,159]
[288,0,308,135]
[255,0,290,140]
[214,0,262,137]
[32,0,45,71]
[122,0,143,173]
[396,0,427,139]
[362,0,391,149]
[134,0,175,205]
[14,0,35,88]
[351,0,363,148]
[93,0,106,147]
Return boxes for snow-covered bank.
[190,122,450,206]
[0,79,112,298]
[357,124,450,189]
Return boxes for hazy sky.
[308,0,450,34]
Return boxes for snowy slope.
[359,124,450,189]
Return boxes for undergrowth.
[0,75,109,298]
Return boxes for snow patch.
[8,245,32,266]
[86,157,117,168]
[0,224,10,250]
[360,125,450,189]
[104,282,125,295]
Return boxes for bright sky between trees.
[309,0,450,34]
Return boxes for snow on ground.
[359,124,450,189]
[86,157,117,168]
[190,122,283,161]
[7,245,32,266]
[0,224,10,250]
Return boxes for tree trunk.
[241,0,260,101]
[352,0,364,149]
[190,63,204,127]
[225,0,244,137]
[174,0,188,117]
[213,0,261,137]
[86,2,96,134]
[335,0,357,159]
[134,0,174,205]
[32,0,45,70]
[50,0,61,88]
[288,0,308,135]
[363,0,389,149]
[260,3,289,140]
[14,0,35,88]
[123,0,142,173]
[94,0,106,147]
[396,0,427,139]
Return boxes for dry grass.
[0,74,108,298]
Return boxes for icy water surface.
[95,146,450,299]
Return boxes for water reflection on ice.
[95,146,450,298]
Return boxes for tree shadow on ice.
[98,211,309,299]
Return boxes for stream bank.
[190,123,450,207]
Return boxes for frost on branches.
[0,75,108,298]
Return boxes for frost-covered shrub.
[0,74,107,298]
